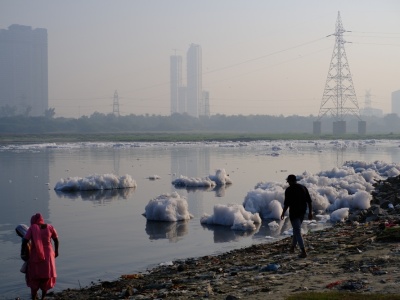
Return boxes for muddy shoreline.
[47,223,400,299]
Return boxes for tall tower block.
[314,12,365,135]
[0,24,48,116]
[170,54,182,115]
[186,44,202,118]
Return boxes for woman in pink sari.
[21,213,59,300]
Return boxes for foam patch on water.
[172,168,232,188]
[143,192,193,221]
[200,203,261,231]
[54,174,136,191]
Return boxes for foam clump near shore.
[142,192,194,222]
[243,160,400,221]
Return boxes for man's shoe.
[289,246,295,253]
[298,252,307,258]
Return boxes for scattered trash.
[326,280,343,289]
[260,263,280,272]
[340,280,365,290]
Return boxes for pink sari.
[24,213,58,291]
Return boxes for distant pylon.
[315,12,364,135]
[113,90,120,116]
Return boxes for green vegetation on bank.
[1,132,400,145]
[2,112,400,137]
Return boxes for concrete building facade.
[186,44,202,118]
[170,55,182,115]
[0,24,48,116]
[170,44,209,118]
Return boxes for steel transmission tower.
[313,12,365,135]
[113,90,120,116]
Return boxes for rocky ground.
[46,176,400,300]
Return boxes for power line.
[203,36,328,76]
[350,31,400,35]
[351,41,400,47]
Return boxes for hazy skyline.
[1,1,399,118]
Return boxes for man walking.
[280,174,313,258]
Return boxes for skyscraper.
[170,55,182,115]
[170,44,209,117]
[392,90,400,116]
[0,24,48,116]
[186,44,202,118]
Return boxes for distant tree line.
[0,109,400,134]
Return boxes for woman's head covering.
[30,213,44,225]
[30,213,46,262]
[15,224,29,238]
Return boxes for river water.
[1,139,399,299]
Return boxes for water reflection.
[201,223,261,243]
[174,185,230,197]
[54,188,136,202]
[0,151,50,244]
[171,147,211,217]
[145,220,188,242]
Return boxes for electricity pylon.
[314,11,365,135]
[113,90,120,117]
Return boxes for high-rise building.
[0,24,48,117]
[392,90,400,116]
[186,44,202,118]
[170,44,209,117]
[170,55,182,115]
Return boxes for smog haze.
[1,0,399,118]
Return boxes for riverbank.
[47,218,400,299]
[1,132,398,145]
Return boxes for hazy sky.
[1,1,399,118]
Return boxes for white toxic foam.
[172,168,232,188]
[54,174,136,191]
[330,207,349,222]
[143,192,193,222]
[200,203,261,231]
[242,160,400,222]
